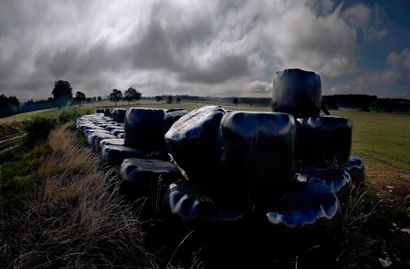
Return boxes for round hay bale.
[165,106,226,184]
[124,108,167,150]
[272,68,321,118]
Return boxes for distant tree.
[74,91,86,106]
[109,89,122,105]
[92,96,97,102]
[124,87,141,105]
[155,96,162,102]
[97,96,102,102]
[176,96,181,103]
[167,95,173,104]
[233,97,239,106]
[52,80,73,108]
[0,94,20,117]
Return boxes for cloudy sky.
[1,0,409,100]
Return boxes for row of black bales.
[81,68,365,266]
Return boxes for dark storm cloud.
[0,0,408,99]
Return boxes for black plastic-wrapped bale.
[295,167,352,202]
[105,125,119,132]
[80,124,100,133]
[120,158,182,205]
[124,108,167,150]
[163,180,244,226]
[265,182,342,254]
[272,68,321,118]
[110,128,124,136]
[165,109,188,131]
[99,138,124,149]
[300,116,352,168]
[87,132,115,146]
[101,145,148,165]
[84,129,109,138]
[219,111,296,208]
[165,106,226,183]
[104,108,112,117]
[344,155,365,187]
[113,108,126,123]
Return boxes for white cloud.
[0,0,378,99]
[330,48,410,98]
[343,4,371,28]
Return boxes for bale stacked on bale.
[75,68,365,263]
[219,111,296,210]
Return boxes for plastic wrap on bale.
[272,68,321,118]
[101,145,148,165]
[104,108,112,117]
[120,158,183,215]
[163,180,244,227]
[84,129,109,138]
[99,138,124,149]
[113,108,126,123]
[300,116,352,168]
[165,106,226,184]
[344,155,365,188]
[165,109,188,131]
[295,167,352,202]
[110,128,125,136]
[265,182,342,255]
[124,108,167,150]
[87,132,115,146]
[219,111,296,210]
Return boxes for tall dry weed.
[1,123,160,268]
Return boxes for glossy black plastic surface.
[101,145,147,165]
[295,167,352,201]
[272,68,321,118]
[124,108,167,150]
[120,158,182,201]
[219,111,296,207]
[344,155,365,187]
[165,106,226,183]
[163,180,244,225]
[300,116,352,167]
[266,182,340,228]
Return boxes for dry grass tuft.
[1,123,161,268]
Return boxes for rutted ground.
[364,155,410,209]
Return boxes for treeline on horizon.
[179,94,410,114]
[1,93,410,119]
[0,94,101,118]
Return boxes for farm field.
[1,100,409,267]
[1,100,409,204]
[0,107,59,124]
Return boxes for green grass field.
[0,108,59,124]
[333,110,410,171]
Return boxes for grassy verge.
[0,123,161,268]
[0,107,94,208]
[0,122,24,140]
